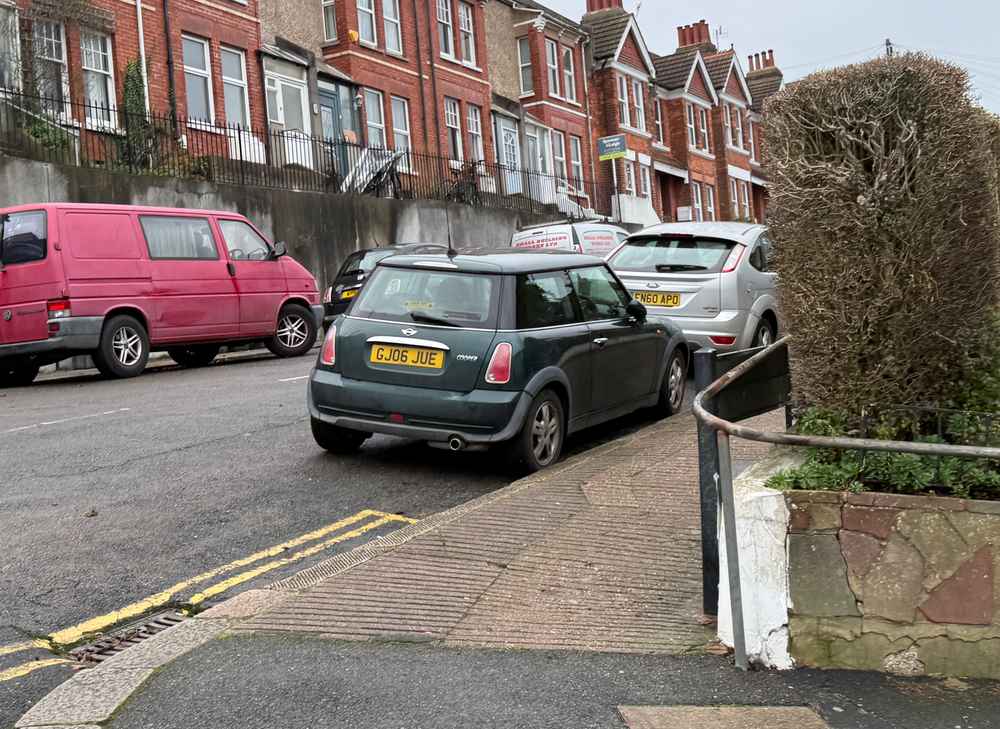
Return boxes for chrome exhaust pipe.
[448,436,465,451]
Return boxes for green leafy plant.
[27,118,71,153]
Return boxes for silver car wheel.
[112,326,143,367]
[668,355,685,411]
[758,323,773,348]
[277,314,309,349]
[531,401,561,466]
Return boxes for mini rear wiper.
[655,264,708,272]
[409,312,460,327]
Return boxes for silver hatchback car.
[607,222,778,352]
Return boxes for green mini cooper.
[308,250,688,472]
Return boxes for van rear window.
[1,211,46,266]
[352,267,500,328]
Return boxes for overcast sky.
[543,0,1000,113]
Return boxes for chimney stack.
[586,0,623,12]
[765,49,775,68]
[677,19,711,49]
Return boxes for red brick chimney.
[748,50,778,74]
[676,19,712,49]
[586,0,623,12]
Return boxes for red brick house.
[746,49,783,221]
[1,0,266,152]
[320,0,494,169]
[581,0,660,226]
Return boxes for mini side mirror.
[626,299,647,323]
[272,240,288,259]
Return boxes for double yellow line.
[0,509,413,683]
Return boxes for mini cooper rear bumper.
[308,369,531,445]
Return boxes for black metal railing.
[0,88,615,216]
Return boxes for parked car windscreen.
[351,266,501,328]
[338,249,397,277]
[609,235,738,274]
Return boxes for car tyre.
[656,348,687,417]
[268,304,318,358]
[311,417,369,454]
[92,315,149,379]
[0,360,40,388]
[167,345,221,368]
[510,390,565,474]
[752,317,776,348]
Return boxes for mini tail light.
[485,342,513,385]
[709,335,737,346]
[320,325,336,366]
[722,245,746,273]
[47,299,71,319]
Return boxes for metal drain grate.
[69,610,187,665]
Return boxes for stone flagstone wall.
[786,491,1000,678]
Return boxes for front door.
[568,265,658,416]
[138,214,239,342]
[497,118,522,195]
[318,86,348,176]
[215,218,287,338]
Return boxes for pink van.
[0,203,322,386]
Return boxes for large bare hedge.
[764,54,1000,413]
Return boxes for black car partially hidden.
[323,244,448,325]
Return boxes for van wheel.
[311,417,369,454]
[168,345,220,368]
[1,361,39,388]
[268,304,317,358]
[509,390,565,474]
[656,348,687,417]
[92,315,149,379]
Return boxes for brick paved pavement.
[236,411,781,654]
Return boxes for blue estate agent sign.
[597,134,627,161]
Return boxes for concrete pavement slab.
[618,705,830,729]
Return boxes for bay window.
[686,103,697,147]
[705,184,716,221]
[617,75,630,127]
[698,107,710,151]
[518,38,533,94]
[552,130,567,184]
[740,180,751,220]
[562,47,576,101]
[692,182,703,221]
[655,100,665,144]
[730,179,739,219]
[631,79,645,132]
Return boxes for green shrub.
[764,55,1000,415]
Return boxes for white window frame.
[569,135,583,190]
[444,96,463,162]
[723,104,733,146]
[617,74,630,128]
[364,87,386,147]
[698,107,710,151]
[220,46,250,128]
[692,182,703,221]
[518,37,533,94]
[730,178,739,219]
[80,30,117,129]
[265,68,309,131]
[322,0,337,43]
[740,180,751,220]
[357,0,377,46]
[639,164,651,198]
[182,34,214,125]
[545,39,560,97]
[748,119,757,161]
[631,79,645,132]
[734,107,744,149]
[623,160,636,195]
[0,4,20,91]
[686,103,696,147]
[551,129,567,185]
[437,0,455,59]
[705,184,716,221]
[383,0,403,54]
[34,20,70,118]
[458,2,476,66]
[467,104,484,162]
[655,100,665,144]
[390,95,411,170]
[561,46,576,102]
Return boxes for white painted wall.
[717,449,805,669]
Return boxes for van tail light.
[722,245,746,273]
[320,325,336,366]
[47,299,71,319]
[709,335,737,346]
[485,342,512,384]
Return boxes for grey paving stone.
[16,668,153,727]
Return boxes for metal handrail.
[693,335,1000,461]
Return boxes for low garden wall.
[720,451,1000,679]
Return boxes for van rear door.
[511,225,576,251]
[0,210,61,345]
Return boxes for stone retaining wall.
[787,491,1000,678]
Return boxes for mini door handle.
[593,337,609,347]
[227,262,236,276]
